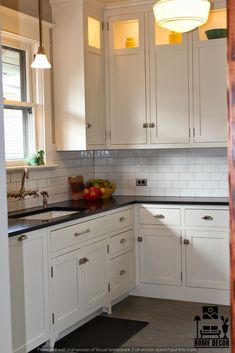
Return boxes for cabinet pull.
[149,123,155,128]
[120,238,126,244]
[154,214,165,219]
[143,123,148,128]
[120,269,126,276]
[184,239,190,245]
[119,217,126,222]
[17,234,28,241]
[79,258,85,265]
[86,122,92,129]
[83,257,89,263]
[201,215,213,221]
[74,229,90,237]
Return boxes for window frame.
[2,31,44,167]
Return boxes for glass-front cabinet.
[108,14,148,146]
[193,7,227,143]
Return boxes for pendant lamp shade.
[153,0,211,33]
[31,0,51,69]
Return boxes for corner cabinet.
[51,0,106,150]
[9,230,49,353]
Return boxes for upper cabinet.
[51,0,106,150]
[108,13,148,146]
[51,0,227,150]
[192,8,227,143]
[149,12,190,144]
[105,2,227,149]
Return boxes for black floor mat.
[32,316,148,353]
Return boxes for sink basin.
[18,210,79,221]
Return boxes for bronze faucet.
[7,168,49,206]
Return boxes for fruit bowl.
[85,179,116,199]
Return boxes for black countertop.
[8,195,229,237]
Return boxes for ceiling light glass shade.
[31,50,51,69]
[153,0,211,33]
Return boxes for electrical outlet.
[136,179,147,186]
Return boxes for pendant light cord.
[38,0,43,52]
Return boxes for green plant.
[26,150,45,166]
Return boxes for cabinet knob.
[79,257,89,265]
[83,257,89,263]
[143,123,149,128]
[119,217,126,222]
[149,123,155,128]
[120,238,126,244]
[201,215,213,221]
[74,229,90,237]
[184,239,190,245]
[120,269,126,276]
[17,234,28,241]
[154,214,165,219]
[86,123,92,129]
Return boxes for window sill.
[6,164,59,171]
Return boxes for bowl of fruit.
[84,179,116,199]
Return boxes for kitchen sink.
[10,209,80,221]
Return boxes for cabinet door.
[193,33,227,143]
[85,11,106,148]
[108,13,148,145]
[185,231,229,289]
[149,13,190,144]
[51,249,83,331]
[83,239,108,312]
[139,228,182,286]
[9,231,49,353]
[111,251,135,300]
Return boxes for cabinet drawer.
[138,207,181,226]
[109,208,134,232]
[109,229,134,257]
[111,251,135,300]
[185,209,229,228]
[50,217,107,253]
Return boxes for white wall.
[0,28,13,353]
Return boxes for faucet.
[7,168,48,202]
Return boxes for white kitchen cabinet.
[105,3,227,149]
[139,228,182,286]
[149,13,190,144]
[185,230,229,290]
[51,249,83,332]
[107,13,148,146]
[51,0,106,150]
[83,239,108,312]
[192,20,227,143]
[9,230,49,353]
[133,204,229,304]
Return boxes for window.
[2,44,35,162]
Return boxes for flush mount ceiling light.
[31,0,51,69]
[153,0,211,33]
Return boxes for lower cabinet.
[51,238,108,334]
[185,230,229,290]
[110,251,135,300]
[9,230,49,353]
[139,228,182,286]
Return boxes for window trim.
[2,32,45,167]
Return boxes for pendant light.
[153,0,211,33]
[31,0,51,69]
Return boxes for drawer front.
[109,229,135,257]
[50,217,107,253]
[139,207,181,226]
[111,251,135,300]
[109,208,134,232]
[185,209,229,228]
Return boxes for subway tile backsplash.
[7,148,228,212]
